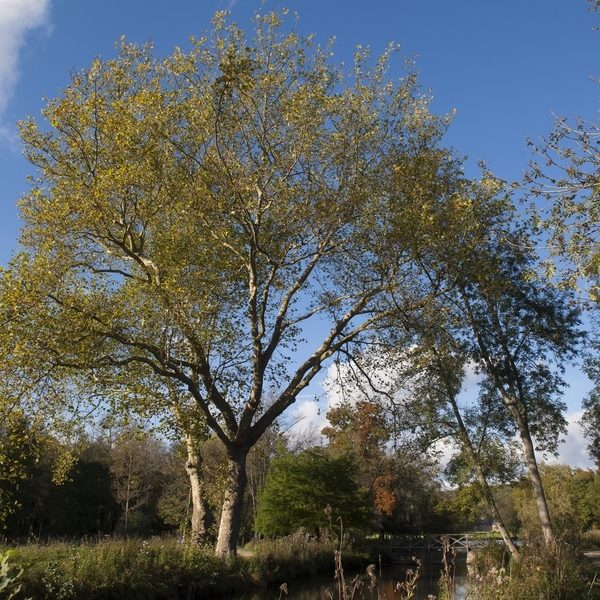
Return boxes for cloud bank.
[0,0,50,116]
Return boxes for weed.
[394,557,422,600]
[467,538,600,600]
[437,536,456,600]
[0,551,29,600]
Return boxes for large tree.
[0,11,466,556]
[399,178,582,545]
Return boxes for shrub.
[255,451,369,537]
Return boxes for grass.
[1,534,369,599]
[11,533,597,599]
[246,532,367,582]
[5,538,235,599]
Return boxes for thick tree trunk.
[184,436,210,545]
[449,397,520,559]
[504,395,554,546]
[215,445,248,558]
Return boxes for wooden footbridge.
[374,532,507,556]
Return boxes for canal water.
[234,554,468,599]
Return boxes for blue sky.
[0,0,598,465]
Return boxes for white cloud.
[547,410,594,469]
[284,352,595,471]
[285,353,415,447]
[283,397,327,449]
[0,0,50,117]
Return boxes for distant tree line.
[3,403,600,545]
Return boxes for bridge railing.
[372,531,506,552]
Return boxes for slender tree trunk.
[215,445,248,558]
[461,293,555,547]
[184,435,210,545]
[471,452,521,556]
[247,466,258,524]
[503,393,554,546]
[448,396,520,559]
[124,452,132,536]
[124,493,129,536]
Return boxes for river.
[233,554,468,599]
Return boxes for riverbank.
[5,536,598,599]
[1,535,368,599]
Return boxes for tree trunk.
[124,452,132,536]
[215,445,248,558]
[460,290,555,547]
[448,396,520,559]
[473,460,520,557]
[504,394,554,546]
[184,435,210,545]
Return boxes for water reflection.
[234,556,468,600]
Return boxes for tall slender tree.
[445,223,581,545]
[401,175,581,545]
[337,179,581,546]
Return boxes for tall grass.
[2,535,368,599]
[467,539,600,600]
[4,538,248,599]
[247,531,367,583]
[13,534,596,599]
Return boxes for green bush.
[255,450,369,537]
